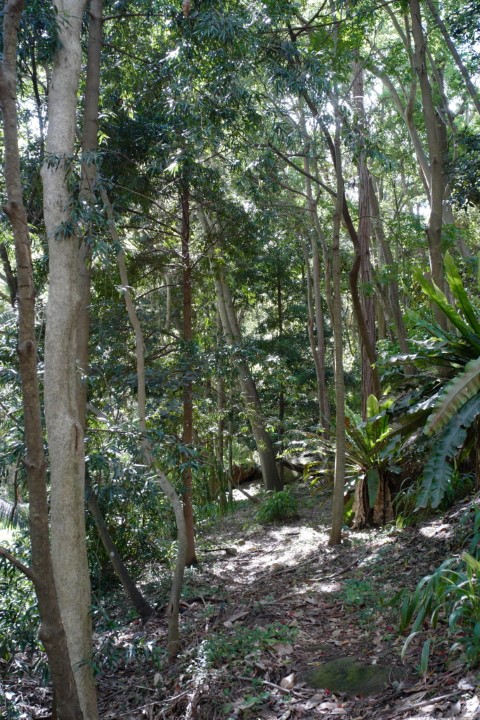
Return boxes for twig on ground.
[238,676,306,699]
[390,689,464,718]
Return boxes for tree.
[0,1,84,716]
[41,0,98,714]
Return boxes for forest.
[0,0,480,718]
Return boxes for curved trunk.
[103,188,186,657]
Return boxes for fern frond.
[414,270,480,355]
[418,396,480,508]
[444,252,480,336]
[425,357,480,436]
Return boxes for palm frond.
[0,498,28,530]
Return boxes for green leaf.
[401,631,420,660]
[366,394,379,419]
[419,395,480,508]
[425,357,480,436]
[444,252,480,335]
[414,270,480,354]
[367,467,380,508]
[419,638,432,676]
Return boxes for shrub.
[256,490,298,524]
[399,552,480,670]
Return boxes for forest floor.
[6,483,480,720]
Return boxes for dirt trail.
[6,484,480,719]
[94,484,479,719]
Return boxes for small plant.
[339,578,387,624]
[204,623,297,667]
[398,552,480,670]
[256,490,298,524]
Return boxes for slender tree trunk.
[41,2,98,716]
[329,101,346,546]
[102,189,186,657]
[200,211,281,491]
[86,477,153,619]
[180,184,197,566]
[368,175,410,357]
[277,270,285,486]
[409,0,448,328]
[352,60,378,415]
[74,0,153,620]
[214,264,282,491]
[216,309,227,508]
[300,239,329,427]
[424,0,480,116]
[317,118,381,403]
[298,109,331,429]
[0,2,83,717]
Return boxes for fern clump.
[256,490,299,524]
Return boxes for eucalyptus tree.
[41,0,99,713]
[0,1,84,716]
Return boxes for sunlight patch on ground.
[231,482,263,501]
[419,522,454,540]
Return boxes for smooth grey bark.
[368,175,410,357]
[0,2,83,717]
[300,238,330,428]
[102,188,187,657]
[41,1,98,716]
[375,69,431,200]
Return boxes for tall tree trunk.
[352,60,378,415]
[41,2,98,716]
[180,184,197,566]
[409,0,448,329]
[298,108,331,429]
[368,175,410,357]
[200,212,281,492]
[215,308,227,508]
[277,270,285,486]
[75,0,153,621]
[316,113,381,404]
[300,239,329,427]
[102,189,186,657]
[0,2,83,717]
[329,100,346,546]
[214,265,282,492]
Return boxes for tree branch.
[0,545,35,582]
